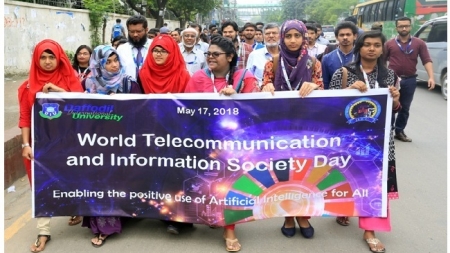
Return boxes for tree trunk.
[102,17,107,44]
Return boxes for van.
[322,25,336,43]
[413,16,447,99]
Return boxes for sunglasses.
[204,52,227,58]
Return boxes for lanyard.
[77,67,89,80]
[187,55,197,65]
[395,36,413,54]
[210,70,230,93]
[280,57,302,91]
[360,65,379,89]
[336,49,355,67]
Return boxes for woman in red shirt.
[18,39,83,252]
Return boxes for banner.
[33,90,392,225]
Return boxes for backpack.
[112,24,122,39]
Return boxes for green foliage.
[83,0,117,47]
[304,0,358,24]
[168,0,221,27]
[65,50,75,63]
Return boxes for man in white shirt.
[306,23,327,58]
[187,23,209,52]
[246,23,280,87]
[179,28,206,76]
[116,15,152,82]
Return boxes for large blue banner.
[32,90,392,225]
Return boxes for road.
[4,82,447,253]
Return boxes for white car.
[413,16,447,100]
[322,25,336,43]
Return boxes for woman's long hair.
[209,36,238,86]
[350,31,389,87]
[72,45,92,69]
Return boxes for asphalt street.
[3,81,447,253]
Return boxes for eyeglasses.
[77,52,90,56]
[204,52,227,58]
[152,49,169,55]
[396,25,411,29]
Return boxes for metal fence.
[17,0,85,9]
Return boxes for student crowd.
[19,14,435,253]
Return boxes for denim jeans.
[394,77,417,133]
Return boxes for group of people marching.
[19,13,435,253]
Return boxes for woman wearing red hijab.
[139,35,192,234]
[139,34,191,93]
[18,39,83,252]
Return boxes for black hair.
[335,21,358,37]
[200,33,209,43]
[315,23,322,29]
[255,22,264,27]
[72,45,92,69]
[221,21,239,32]
[209,36,238,86]
[148,29,156,35]
[126,15,148,29]
[171,29,180,35]
[209,24,217,30]
[344,16,358,25]
[305,24,317,33]
[395,16,411,26]
[112,35,126,44]
[117,39,128,48]
[243,22,257,30]
[44,49,54,55]
[116,19,121,23]
[351,31,389,87]
[189,23,202,34]
[255,28,263,33]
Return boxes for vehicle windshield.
[322,26,334,32]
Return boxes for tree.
[168,0,221,28]
[125,0,169,28]
[83,0,118,46]
[281,0,312,21]
[304,0,358,24]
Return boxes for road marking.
[4,209,31,241]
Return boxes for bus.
[352,0,447,39]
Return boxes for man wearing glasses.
[385,16,435,142]
[179,28,206,76]
[246,23,280,87]
[117,15,152,82]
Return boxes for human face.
[170,31,181,43]
[264,28,280,47]
[307,30,317,45]
[152,46,169,65]
[113,41,120,48]
[360,37,383,61]
[205,45,233,72]
[255,31,263,43]
[243,26,255,40]
[128,24,148,43]
[284,29,303,52]
[77,48,90,65]
[182,31,197,47]
[337,28,356,47]
[396,20,412,37]
[148,33,155,39]
[39,51,57,71]
[316,27,324,38]
[222,25,237,40]
[104,53,120,73]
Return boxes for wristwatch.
[22,143,30,149]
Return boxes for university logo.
[39,103,62,120]
[344,98,381,124]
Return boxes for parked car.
[413,16,447,100]
[322,25,336,43]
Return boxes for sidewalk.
[4,75,28,189]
